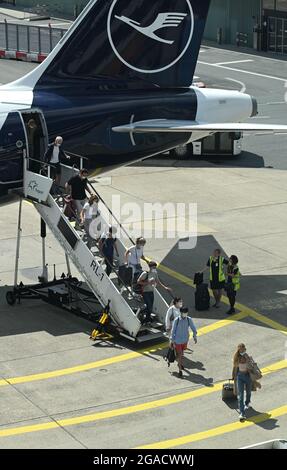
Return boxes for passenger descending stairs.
[28,172,169,342]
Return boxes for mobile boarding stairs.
[6,153,169,343]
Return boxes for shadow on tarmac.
[0,235,286,345]
[170,369,214,386]
[133,151,265,169]
[246,409,280,431]
[157,234,287,327]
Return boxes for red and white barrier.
[0,49,47,63]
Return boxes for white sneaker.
[244,403,251,411]
[239,414,246,421]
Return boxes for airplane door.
[20,108,49,171]
[0,111,28,190]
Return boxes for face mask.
[240,351,246,356]
[181,313,188,318]
[151,268,157,272]
[178,303,183,309]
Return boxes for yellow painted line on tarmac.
[0,359,285,439]
[0,313,243,388]
[158,262,234,307]
[0,348,163,387]
[241,308,287,336]
[137,404,287,449]
[197,311,247,336]
[157,262,287,336]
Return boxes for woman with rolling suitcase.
[232,343,262,422]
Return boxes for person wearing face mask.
[165,297,183,337]
[232,343,254,422]
[138,261,172,324]
[81,194,100,249]
[170,307,197,378]
[44,136,70,187]
[125,237,149,277]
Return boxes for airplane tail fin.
[12,0,211,90]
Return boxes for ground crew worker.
[170,307,197,378]
[225,255,240,315]
[202,248,229,308]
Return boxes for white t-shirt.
[50,145,60,164]
[83,202,98,220]
[128,245,143,265]
[165,306,180,331]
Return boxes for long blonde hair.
[233,343,246,365]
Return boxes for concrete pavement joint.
[137,404,287,449]
[0,359,285,440]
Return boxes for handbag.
[247,357,262,380]
[164,317,179,366]
[164,347,176,366]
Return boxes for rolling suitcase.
[195,283,210,311]
[222,380,236,400]
[118,265,133,287]
[132,270,143,295]
[194,272,203,286]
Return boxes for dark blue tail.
[33,0,211,89]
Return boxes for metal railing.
[0,20,68,54]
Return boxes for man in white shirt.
[125,237,148,276]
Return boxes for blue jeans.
[143,292,154,321]
[237,372,252,415]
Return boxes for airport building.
[204,0,287,54]
[3,0,287,54]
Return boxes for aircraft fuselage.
[0,84,255,200]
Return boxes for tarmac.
[0,45,287,449]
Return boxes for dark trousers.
[143,291,154,321]
[227,290,237,308]
[105,255,113,277]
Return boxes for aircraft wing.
[113,120,287,133]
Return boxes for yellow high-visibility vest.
[232,266,241,291]
[210,256,225,282]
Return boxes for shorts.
[174,343,187,353]
[210,280,225,290]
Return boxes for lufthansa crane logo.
[107,0,194,74]
[28,180,38,191]
[114,12,188,45]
